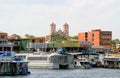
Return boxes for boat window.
[28,57,47,60]
[50,56,68,63]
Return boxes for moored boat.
[0,43,30,75]
[74,58,92,69]
[103,56,120,68]
[15,47,75,69]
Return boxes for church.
[45,22,69,41]
[50,22,69,36]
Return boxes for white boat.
[103,56,120,68]
[74,58,92,69]
[15,52,75,69]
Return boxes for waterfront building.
[8,38,21,51]
[19,36,29,51]
[0,32,8,44]
[8,36,29,52]
[29,37,45,51]
[78,29,112,51]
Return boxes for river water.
[1,68,120,78]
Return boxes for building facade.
[29,37,45,51]
[50,22,56,35]
[50,22,69,36]
[0,32,8,51]
[78,29,112,49]
[8,36,29,52]
[0,32,8,44]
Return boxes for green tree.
[25,34,34,38]
[110,39,120,52]
[11,34,20,39]
[51,33,65,41]
[71,35,78,39]
[50,34,79,47]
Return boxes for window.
[85,32,88,38]
[32,40,35,43]
[85,39,88,41]
[28,57,47,60]
[13,41,20,46]
[0,36,5,39]
[39,40,43,43]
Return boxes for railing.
[0,52,14,57]
[29,43,46,48]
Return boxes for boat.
[103,55,120,68]
[15,47,75,69]
[0,43,30,75]
[74,58,92,69]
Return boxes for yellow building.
[29,37,45,43]
[29,37,45,51]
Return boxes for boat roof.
[104,56,120,59]
[67,52,82,55]
[48,52,72,57]
[0,43,13,47]
[15,52,72,58]
[0,61,29,63]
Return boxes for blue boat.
[0,43,30,75]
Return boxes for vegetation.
[25,34,35,38]
[11,34,20,39]
[110,39,120,52]
[50,33,80,47]
[71,35,78,39]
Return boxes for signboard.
[80,41,92,49]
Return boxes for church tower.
[50,22,56,35]
[63,23,69,36]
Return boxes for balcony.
[29,43,46,48]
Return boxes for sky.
[0,0,120,39]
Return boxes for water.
[1,68,120,78]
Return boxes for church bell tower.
[63,23,69,36]
[50,22,56,35]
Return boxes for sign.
[80,41,92,49]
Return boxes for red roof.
[0,32,7,34]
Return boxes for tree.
[25,34,34,38]
[72,35,78,40]
[110,39,120,52]
[51,33,65,41]
[11,34,20,39]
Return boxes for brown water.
[1,68,120,78]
